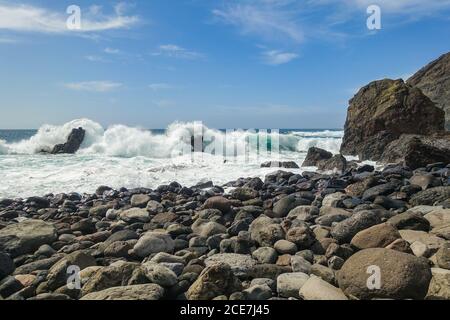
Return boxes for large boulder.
[340,79,445,161]
[408,52,450,130]
[51,127,85,154]
[380,134,450,169]
[317,155,347,173]
[337,248,432,300]
[81,284,164,300]
[0,220,57,257]
[302,147,333,167]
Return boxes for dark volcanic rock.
[302,147,333,167]
[408,52,450,130]
[51,127,85,154]
[0,252,14,280]
[331,210,382,244]
[410,187,450,206]
[380,134,450,170]
[340,79,445,161]
[318,154,347,173]
[261,161,300,169]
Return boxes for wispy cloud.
[262,50,299,65]
[0,2,140,34]
[104,47,120,54]
[148,83,175,91]
[152,44,204,60]
[212,1,304,43]
[64,81,123,92]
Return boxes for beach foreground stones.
[337,248,432,300]
[0,160,449,301]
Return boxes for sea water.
[0,119,344,198]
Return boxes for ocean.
[0,119,344,198]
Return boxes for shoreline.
[1,161,449,300]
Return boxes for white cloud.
[64,81,123,92]
[104,47,120,54]
[152,44,204,60]
[262,50,299,65]
[148,83,175,91]
[212,1,304,43]
[0,3,140,34]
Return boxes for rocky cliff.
[408,52,450,130]
[340,79,445,161]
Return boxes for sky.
[0,0,449,129]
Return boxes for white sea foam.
[0,119,344,197]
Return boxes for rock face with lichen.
[408,52,450,130]
[340,79,445,161]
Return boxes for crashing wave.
[0,119,343,157]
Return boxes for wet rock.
[302,147,333,167]
[51,127,85,154]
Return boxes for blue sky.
[0,0,449,129]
